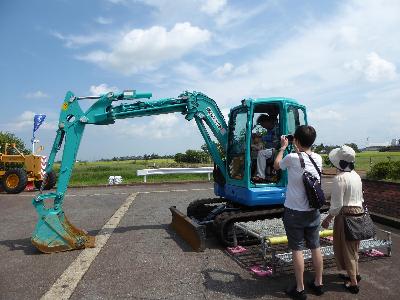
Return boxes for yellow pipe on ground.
[266,229,333,245]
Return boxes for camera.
[286,134,294,142]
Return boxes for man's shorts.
[283,207,321,251]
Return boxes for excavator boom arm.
[31,89,228,253]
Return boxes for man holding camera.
[274,125,324,299]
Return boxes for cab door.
[226,106,250,186]
[286,104,307,134]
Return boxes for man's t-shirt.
[279,152,323,211]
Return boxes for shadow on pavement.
[0,237,41,255]
[202,268,289,299]
[90,223,224,252]
[202,268,364,298]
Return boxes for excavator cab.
[185,97,308,249]
[214,98,307,207]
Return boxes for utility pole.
[32,139,39,154]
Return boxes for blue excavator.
[31,89,308,253]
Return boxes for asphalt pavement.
[0,182,398,299]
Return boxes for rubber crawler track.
[186,198,330,247]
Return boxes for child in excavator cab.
[251,133,265,160]
[252,113,280,183]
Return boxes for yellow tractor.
[0,143,56,194]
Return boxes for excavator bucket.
[169,206,206,252]
[31,194,95,253]
[32,212,95,253]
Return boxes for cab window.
[227,108,247,180]
[287,106,306,135]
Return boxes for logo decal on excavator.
[62,102,68,111]
[206,107,223,131]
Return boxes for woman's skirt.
[333,206,364,276]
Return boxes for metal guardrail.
[137,167,213,183]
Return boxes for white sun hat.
[328,145,356,172]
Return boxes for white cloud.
[213,62,234,78]
[51,31,111,48]
[232,64,250,76]
[364,52,397,82]
[340,26,358,45]
[201,0,227,15]
[345,52,397,82]
[215,3,269,28]
[18,111,36,125]
[89,83,119,95]
[95,16,113,25]
[3,111,56,131]
[308,108,345,122]
[173,62,203,82]
[10,111,38,132]
[108,113,186,139]
[24,91,49,99]
[80,22,211,74]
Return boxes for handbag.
[343,208,376,241]
[297,153,326,209]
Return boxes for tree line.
[313,143,360,154]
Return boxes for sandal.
[344,282,359,294]
[308,280,324,296]
[285,286,307,300]
[339,274,362,283]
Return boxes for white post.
[144,175,147,183]
[32,139,39,154]
[208,173,211,181]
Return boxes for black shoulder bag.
[343,205,376,241]
[297,152,326,209]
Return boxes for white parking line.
[41,193,138,300]
[38,187,214,299]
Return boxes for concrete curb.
[370,212,400,229]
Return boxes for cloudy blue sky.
[1,0,399,160]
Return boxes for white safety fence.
[137,167,213,183]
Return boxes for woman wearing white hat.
[321,145,364,294]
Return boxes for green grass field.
[53,151,400,186]
[322,151,400,170]
[53,159,213,186]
